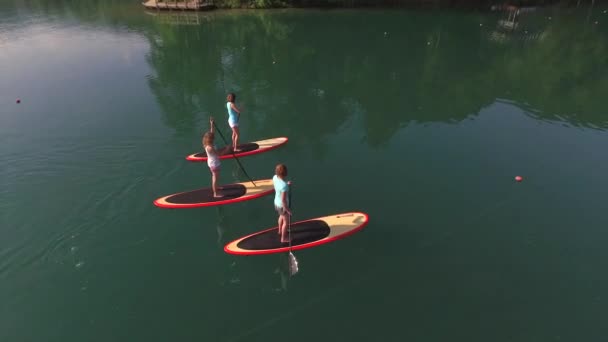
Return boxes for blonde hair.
[203,131,214,147]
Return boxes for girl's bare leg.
[212,169,223,198]
[232,127,240,152]
[280,213,289,243]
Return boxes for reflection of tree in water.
[486,12,608,129]
[141,7,608,145]
[337,12,502,144]
[144,21,224,134]
[12,1,608,136]
[141,11,355,155]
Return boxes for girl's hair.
[203,131,214,147]
[275,164,287,178]
[226,93,236,102]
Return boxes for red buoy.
[515,176,523,182]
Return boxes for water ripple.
[0,138,147,279]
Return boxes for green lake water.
[1,1,608,341]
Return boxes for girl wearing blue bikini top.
[226,93,242,152]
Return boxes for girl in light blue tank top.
[226,93,242,152]
[273,163,291,243]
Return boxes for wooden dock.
[144,10,211,25]
[142,0,215,11]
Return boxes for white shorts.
[228,120,238,128]
[275,205,287,215]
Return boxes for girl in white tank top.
[203,118,229,198]
[205,144,220,170]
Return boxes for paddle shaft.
[288,184,292,250]
[212,120,256,187]
[287,183,298,275]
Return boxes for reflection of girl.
[273,164,291,243]
[274,254,289,292]
[203,117,230,198]
[230,157,241,183]
[215,206,226,247]
[226,93,242,152]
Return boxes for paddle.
[211,119,256,187]
[287,181,298,276]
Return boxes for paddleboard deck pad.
[224,212,369,255]
[154,179,274,208]
[186,137,288,162]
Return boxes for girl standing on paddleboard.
[226,93,242,152]
[273,164,291,243]
[203,117,230,198]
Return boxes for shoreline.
[141,0,602,13]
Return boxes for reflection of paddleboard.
[154,179,274,208]
[186,137,288,162]
[224,212,369,255]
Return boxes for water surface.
[1,2,608,341]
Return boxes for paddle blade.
[288,251,299,276]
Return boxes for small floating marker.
[480,23,483,26]
[16,99,21,104]
[595,21,599,25]
[272,61,276,64]
[427,41,431,45]
[604,10,607,14]
[515,176,523,182]
[548,16,552,20]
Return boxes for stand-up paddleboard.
[224,212,369,255]
[186,137,288,162]
[154,179,274,208]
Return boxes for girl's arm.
[281,190,291,215]
[209,117,215,133]
[230,103,241,114]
